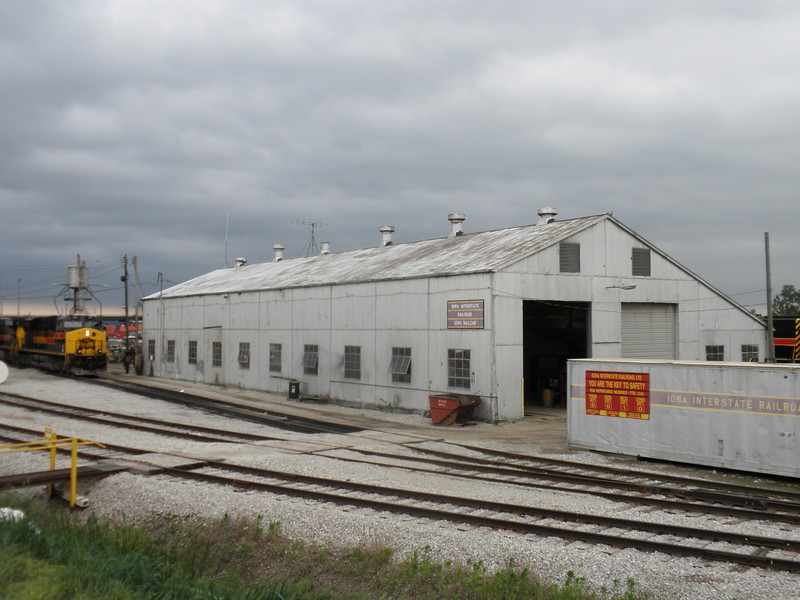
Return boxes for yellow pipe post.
[70,438,78,508]
[46,428,57,497]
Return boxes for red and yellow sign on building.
[585,371,650,420]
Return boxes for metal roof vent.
[320,241,331,255]
[448,213,465,237]
[537,207,558,225]
[273,244,285,262]
[234,257,247,267]
[379,225,395,247]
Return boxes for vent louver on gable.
[632,248,651,276]
[559,242,580,273]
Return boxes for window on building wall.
[631,248,651,276]
[188,340,197,364]
[238,342,250,369]
[705,345,724,361]
[741,344,759,362]
[344,345,361,379]
[559,242,580,273]
[390,347,412,384]
[448,348,471,389]
[269,343,282,372]
[147,339,155,361]
[303,344,319,375]
[166,340,175,363]
[212,341,223,367]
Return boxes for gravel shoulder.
[2,366,799,600]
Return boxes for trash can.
[288,380,300,399]
[429,394,481,426]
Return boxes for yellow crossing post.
[0,429,106,508]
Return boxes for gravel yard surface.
[2,366,799,600]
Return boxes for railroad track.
[163,459,800,573]
[386,442,800,522]
[308,445,800,527]
[9,420,796,573]
[90,377,363,435]
[0,391,284,444]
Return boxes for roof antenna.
[294,220,326,257]
[223,213,230,267]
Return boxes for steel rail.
[442,442,800,504]
[164,463,800,573]
[0,391,282,443]
[314,448,800,525]
[0,395,245,443]
[90,378,363,434]
[406,444,800,513]
[0,465,126,488]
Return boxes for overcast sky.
[1,1,797,317]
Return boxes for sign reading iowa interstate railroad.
[447,299,485,329]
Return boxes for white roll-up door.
[621,303,677,359]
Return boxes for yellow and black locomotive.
[0,315,108,375]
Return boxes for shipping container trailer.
[568,358,800,478]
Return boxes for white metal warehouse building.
[141,210,767,422]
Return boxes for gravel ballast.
[1,366,799,600]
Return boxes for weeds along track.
[163,460,800,574]
[0,392,284,444]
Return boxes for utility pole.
[122,255,130,345]
[765,233,775,363]
[17,278,21,317]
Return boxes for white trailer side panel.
[568,359,800,477]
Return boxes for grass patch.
[0,491,658,599]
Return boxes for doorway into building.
[523,300,589,410]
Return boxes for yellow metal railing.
[0,428,105,508]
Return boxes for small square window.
[390,347,411,384]
[303,344,319,375]
[741,344,759,362]
[238,342,250,369]
[705,345,724,361]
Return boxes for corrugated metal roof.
[146,214,608,299]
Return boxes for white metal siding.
[621,303,676,359]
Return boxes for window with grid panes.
[212,341,223,367]
[269,343,282,372]
[166,340,175,363]
[147,339,155,360]
[448,348,471,389]
[344,346,361,379]
[238,342,250,369]
[705,345,724,361]
[390,347,411,383]
[188,340,197,364]
[303,345,318,375]
[741,344,759,362]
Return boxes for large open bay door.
[523,300,588,410]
